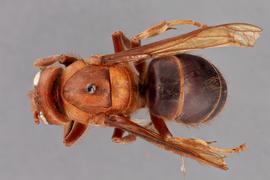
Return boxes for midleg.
[111,31,146,74]
[111,128,136,144]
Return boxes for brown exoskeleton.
[29,20,262,170]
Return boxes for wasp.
[29,20,262,170]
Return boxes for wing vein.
[101,23,262,64]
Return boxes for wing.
[101,23,262,65]
[107,115,246,170]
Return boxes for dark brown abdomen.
[146,54,227,125]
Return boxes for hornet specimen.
[29,20,262,170]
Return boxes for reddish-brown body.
[29,20,262,170]
[60,61,144,124]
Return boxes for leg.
[63,121,88,146]
[111,31,147,78]
[150,113,172,139]
[133,19,207,41]
[34,54,80,68]
[112,31,134,52]
[111,31,142,51]
[111,128,136,144]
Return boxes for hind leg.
[150,113,172,139]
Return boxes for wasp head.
[29,66,67,125]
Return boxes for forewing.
[101,23,262,65]
[106,115,246,170]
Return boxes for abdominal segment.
[146,54,227,125]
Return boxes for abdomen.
[146,54,227,125]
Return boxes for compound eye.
[86,83,96,94]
